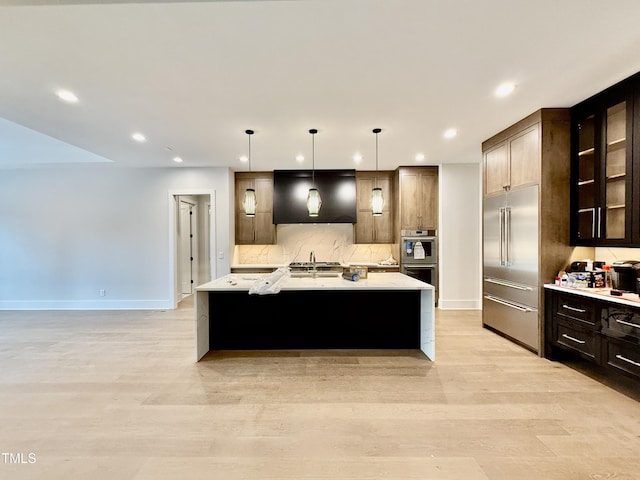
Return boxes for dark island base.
[209,289,421,350]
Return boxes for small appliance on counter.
[611,260,640,293]
[569,260,605,272]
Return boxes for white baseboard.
[437,298,482,310]
[0,299,175,310]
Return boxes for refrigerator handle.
[484,295,534,313]
[504,207,511,266]
[498,207,505,266]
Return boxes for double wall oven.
[400,230,438,304]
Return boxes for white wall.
[438,163,482,310]
[0,163,482,310]
[0,165,231,309]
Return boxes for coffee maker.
[611,260,640,292]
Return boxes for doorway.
[170,191,216,307]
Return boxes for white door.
[179,200,196,296]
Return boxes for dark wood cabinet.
[354,171,394,244]
[484,124,540,196]
[235,172,276,245]
[545,287,640,382]
[570,72,640,246]
[396,166,438,232]
[549,291,601,363]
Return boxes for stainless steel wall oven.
[400,230,438,304]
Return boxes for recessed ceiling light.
[173,157,183,163]
[415,153,426,162]
[131,132,146,143]
[443,128,457,139]
[353,153,363,163]
[495,82,516,98]
[56,89,78,103]
[296,154,305,163]
[239,155,249,163]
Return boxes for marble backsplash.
[233,224,396,266]
[595,247,640,265]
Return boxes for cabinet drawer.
[601,306,640,342]
[554,293,597,327]
[554,321,601,362]
[606,339,640,379]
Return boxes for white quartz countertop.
[544,284,640,308]
[197,272,431,292]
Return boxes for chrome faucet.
[309,251,316,265]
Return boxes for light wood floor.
[1,299,639,480]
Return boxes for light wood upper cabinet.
[397,166,438,231]
[484,124,540,196]
[235,172,276,245]
[354,171,394,243]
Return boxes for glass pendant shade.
[307,188,322,217]
[243,188,256,217]
[371,187,384,216]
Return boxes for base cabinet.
[545,287,640,383]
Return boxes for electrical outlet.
[99,289,105,297]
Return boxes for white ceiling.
[2,0,640,171]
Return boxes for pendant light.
[242,129,257,217]
[307,128,322,217]
[371,128,384,216]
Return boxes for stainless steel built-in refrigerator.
[483,185,540,351]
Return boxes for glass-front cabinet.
[575,114,596,242]
[604,101,629,241]
[571,80,635,246]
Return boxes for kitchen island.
[195,272,435,361]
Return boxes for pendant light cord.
[373,127,381,171]
[245,129,254,172]
[375,131,378,171]
[309,129,317,187]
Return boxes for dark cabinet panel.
[570,72,639,246]
[545,287,640,383]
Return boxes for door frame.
[168,189,216,308]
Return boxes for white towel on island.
[248,267,291,295]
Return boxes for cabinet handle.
[615,318,640,330]
[583,207,596,238]
[561,304,586,314]
[561,333,586,345]
[615,354,640,368]
[596,207,602,238]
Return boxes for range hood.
[273,169,357,224]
